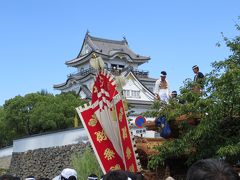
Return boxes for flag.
[76,70,140,173]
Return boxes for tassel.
[115,76,127,92]
[90,53,105,70]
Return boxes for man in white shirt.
[154,71,171,103]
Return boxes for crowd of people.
[1,158,239,180]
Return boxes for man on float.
[192,65,205,93]
[154,71,171,103]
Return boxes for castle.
[54,32,157,117]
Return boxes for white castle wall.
[0,146,13,158]
[13,128,88,153]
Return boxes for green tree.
[30,92,84,133]
[0,106,8,148]
[1,91,86,146]
[147,22,240,169]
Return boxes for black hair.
[103,170,128,180]
[123,171,137,180]
[171,91,177,94]
[0,174,15,180]
[192,65,199,70]
[186,158,240,180]
[88,174,98,180]
[161,71,167,76]
[0,175,20,180]
[61,176,76,180]
[68,176,76,180]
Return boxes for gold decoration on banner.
[118,107,123,122]
[95,130,107,143]
[100,76,104,87]
[93,86,98,93]
[110,164,121,171]
[88,114,98,127]
[107,82,110,91]
[104,148,115,160]
[111,107,117,121]
[121,126,128,140]
[123,100,128,111]
[129,164,135,172]
[126,147,132,160]
[92,53,97,59]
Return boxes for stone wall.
[9,143,88,179]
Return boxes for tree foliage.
[0,91,86,147]
[147,22,240,168]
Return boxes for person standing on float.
[154,71,171,103]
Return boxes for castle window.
[111,64,117,69]
[131,90,140,98]
[119,65,124,69]
[123,90,130,97]
[123,90,140,99]
[104,63,108,68]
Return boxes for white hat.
[165,176,175,180]
[192,65,199,70]
[25,178,35,180]
[25,176,35,180]
[61,168,77,179]
[160,71,167,77]
[87,174,98,180]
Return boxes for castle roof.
[65,32,150,67]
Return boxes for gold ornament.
[121,126,128,140]
[126,147,132,160]
[129,163,135,172]
[118,107,123,122]
[92,53,97,59]
[93,86,98,93]
[95,130,108,143]
[110,164,121,171]
[88,114,98,127]
[88,118,97,127]
[104,148,115,160]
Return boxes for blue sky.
[0,0,239,105]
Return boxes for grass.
[71,147,103,180]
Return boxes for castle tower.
[54,32,156,116]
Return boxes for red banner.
[76,104,125,174]
[77,70,139,173]
[115,95,138,172]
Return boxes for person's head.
[88,174,98,180]
[0,174,17,180]
[165,176,175,180]
[103,170,130,180]
[192,65,199,74]
[160,71,167,81]
[186,158,240,180]
[123,171,138,180]
[25,176,35,180]
[171,91,177,98]
[60,168,77,180]
[135,172,144,180]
